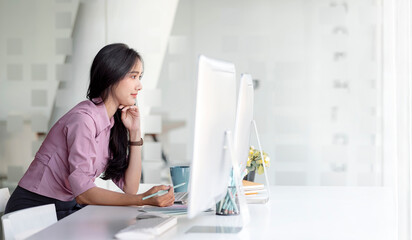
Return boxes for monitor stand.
[251,120,271,198]
[185,122,269,234]
[186,130,250,234]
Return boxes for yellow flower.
[257,165,264,174]
[247,159,251,167]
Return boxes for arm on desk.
[75,185,175,207]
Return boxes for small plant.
[246,146,270,175]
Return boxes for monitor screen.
[187,55,237,219]
[234,74,254,175]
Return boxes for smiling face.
[110,60,143,107]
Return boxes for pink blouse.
[19,99,124,201]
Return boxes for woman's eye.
[139,75,143,80]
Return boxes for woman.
[5,43,174,220]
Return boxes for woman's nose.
[136,80,142,91]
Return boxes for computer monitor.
[187,55,237,219]
[233,74,254,175]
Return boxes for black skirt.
[4,186,85,220]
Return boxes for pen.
[142,182,186,200]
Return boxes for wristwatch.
[128,138,143,146]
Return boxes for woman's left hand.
[119,105,141,132]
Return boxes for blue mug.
[170,166,190,192]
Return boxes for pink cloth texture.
[19,99,124,201]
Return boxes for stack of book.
[242,180,269,204]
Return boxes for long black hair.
[86,43,142,182]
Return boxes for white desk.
[27,186,395,240]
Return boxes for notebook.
[137,205,188,216]
[174,192,188,204]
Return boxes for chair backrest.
[0,188,10,240]
[1,204,57,240]
[0,188,10,213]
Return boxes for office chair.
[0,188,10,213]
[0,188,10,240]
[2,204,57,240]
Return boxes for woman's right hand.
[141,185,175,207]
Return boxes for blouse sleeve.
[65,113,98,197]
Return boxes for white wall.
[0,0,179,186]
[0,0,78,175]
[158,0,381,186]
[0,0,382,187]
[52,0,179,122]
